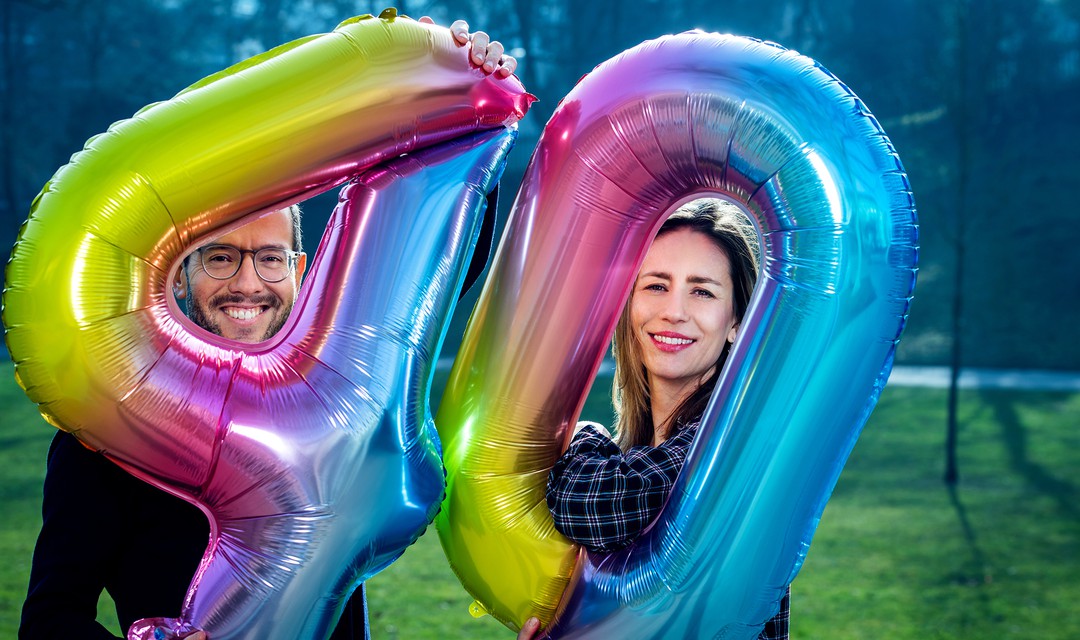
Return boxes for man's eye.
[206,253,234,263]
[259,253,286,264]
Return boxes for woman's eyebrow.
[687,275,722,286]
[638,271,672,280]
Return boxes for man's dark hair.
[286,204,303,253]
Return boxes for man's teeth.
[654,334,693,345]
[225,307,261,320]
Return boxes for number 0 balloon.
[3,12,531,640]
[435,32,917,638]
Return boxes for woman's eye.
[693,288,716,298]
[643,283,666,292]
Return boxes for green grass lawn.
[1,359,1077,638]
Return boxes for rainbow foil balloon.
[2,11,531,640]
[435,32,918,638]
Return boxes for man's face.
[176,209,306,343]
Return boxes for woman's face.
[630,227,738,400]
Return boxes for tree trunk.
[944,0,971,486]
[1,0,19,227]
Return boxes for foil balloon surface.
[2,11,529,640]
[435,32,918,637]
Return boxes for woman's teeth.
[653,334,692,345]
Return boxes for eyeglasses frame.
[197,244,302,283]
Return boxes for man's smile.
[222,305,268,321]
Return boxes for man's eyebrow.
[206,242,291,251]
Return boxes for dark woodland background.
[3,0,1078,371]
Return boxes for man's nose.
[228,254,265,293]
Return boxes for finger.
[497,53,518,77]
[449,19,470,44]
[482,40,505,74]
[470,30,490,65]
[517,617,542,640]
[418,15,433,24]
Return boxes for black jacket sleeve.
[20,431,209,639]
[21,431,371,639]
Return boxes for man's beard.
[187,292,290,342]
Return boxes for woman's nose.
[659,293,689,322]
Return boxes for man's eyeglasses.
[198,245,301,283]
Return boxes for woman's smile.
[649,331,697,352]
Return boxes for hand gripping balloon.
[2,11,531,640]
[435,32,917,637]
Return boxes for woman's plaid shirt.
[546,422,790,640]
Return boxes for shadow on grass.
[945,484,992,594]
[980,390,1079,521]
